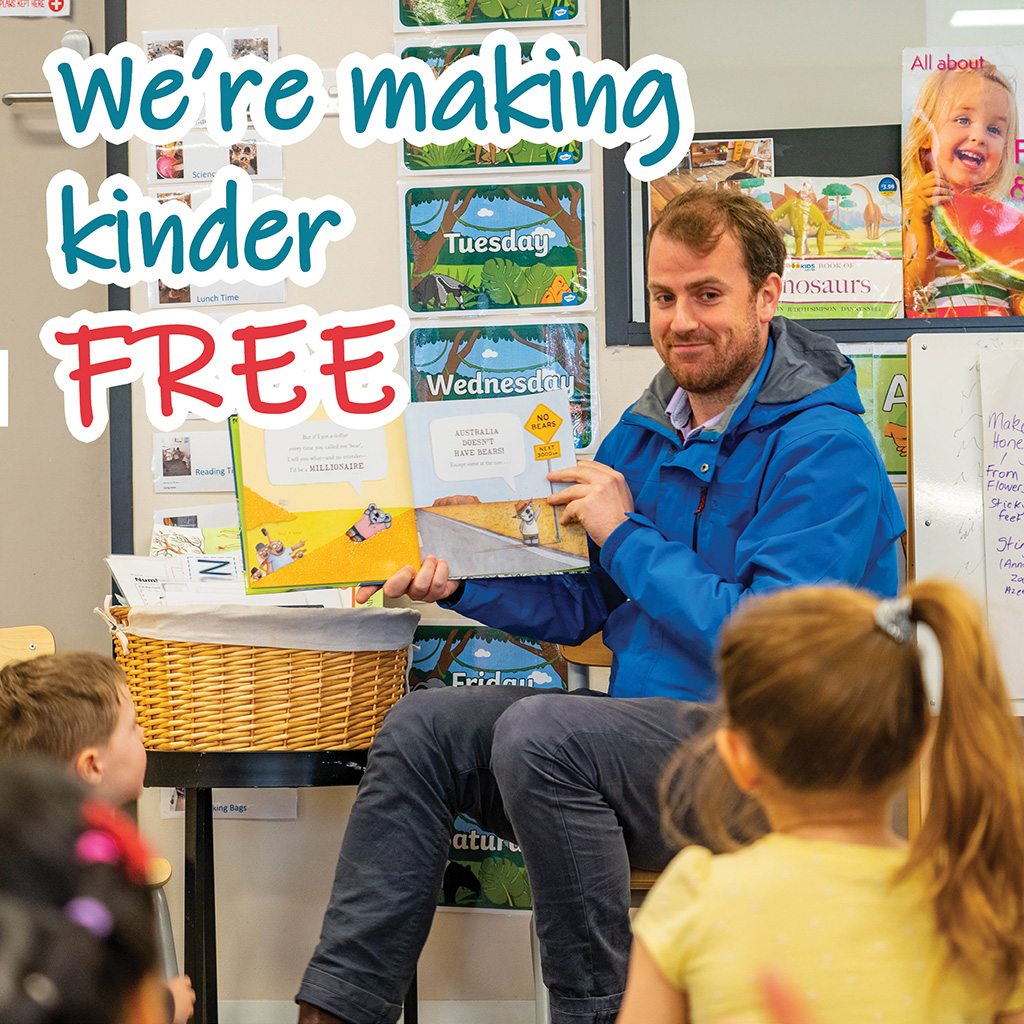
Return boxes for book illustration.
[397,0,580,29]
[405,181,588,313]
[412,624,569,911]
[233,391,588,592]
[403,394,589,578]
[902,47,1024,318]
[408,321,595,450]
[728,176,903,319]
[400,42,584,172]
[648,137,775,220]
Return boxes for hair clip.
[80,801,151,885]
[75,830,119,867]
[874,595,913,644]
[64,897,114,939]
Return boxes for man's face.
[646,228,778,408]
[269,540,285,554]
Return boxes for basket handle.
[95,597,130,654]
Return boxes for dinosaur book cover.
[411,624,570,911]
[231,390,589,593]
[407,320,596,451]
[400,42,586,173]
[404,180,590,313]
[737,175,903,319]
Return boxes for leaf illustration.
[480,258,524,305]
[479,855,532,908]
[518,264,558,305]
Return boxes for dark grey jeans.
[297,683,707,1024]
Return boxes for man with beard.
[297,188,905,1024]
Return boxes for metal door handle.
[2,93,53,106]
[3,29,90,107]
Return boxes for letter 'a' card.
[231,390,588,592]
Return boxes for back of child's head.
[715,583,929,791]
[903,60,1019,197]
[0,652,126,765]
[663,578,1024,1004]
[0,757,159,1024]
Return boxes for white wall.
[124,0,622,1013]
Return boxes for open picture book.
[231,390,590,592]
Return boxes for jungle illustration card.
[412,624,569,911]
[395,0,583,31]
[404,180,590,313]
[399,42,586,173]
[232,390,588,592]
[902,47,1024,318]
[739,175,903,319]
[408,320,596,451]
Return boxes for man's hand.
[356,556,459,605]
[546,462,634,547]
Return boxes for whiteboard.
[909,331,1024,704]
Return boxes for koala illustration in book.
[512,499,540,546]
[346,503,393,543]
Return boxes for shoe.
[296,999,348,1024]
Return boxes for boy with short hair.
[0,651,196,1024]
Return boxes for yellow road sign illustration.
[525,404,563,444]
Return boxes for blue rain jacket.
[448,317,905,701]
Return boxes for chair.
[146,857,181,982]
[0,625,55,668]
[529,635,662,1024]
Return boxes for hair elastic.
[75,830,119,867]
[64,897,114,939]
[874,596,914,644]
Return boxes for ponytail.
[900,579,1024,1002]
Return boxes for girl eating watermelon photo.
[902,55,1024,317]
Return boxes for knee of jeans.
[491,695,573,787]
[374,686,451,754]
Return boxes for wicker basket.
[104,604,419,752]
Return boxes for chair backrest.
[557,632,613,668]
[0,625,55,670]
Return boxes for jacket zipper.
[692,485,707,549]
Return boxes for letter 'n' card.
[230,391,589,592]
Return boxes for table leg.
[185,787,218,1024]
[404,969,417,1024]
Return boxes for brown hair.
[0,653,127,764]
[647,186,787,291]
[902,61,1019,199]
[661,579,1024,1002]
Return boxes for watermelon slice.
[933,192,1024,291]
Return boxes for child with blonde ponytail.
[617,579,1024,1024]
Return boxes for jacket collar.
[625,316,858,438]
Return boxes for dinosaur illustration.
[769,183,848,259]
[849,182,896,240]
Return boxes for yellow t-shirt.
[632,833,1024,1023]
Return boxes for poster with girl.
[902,47,1024,318]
